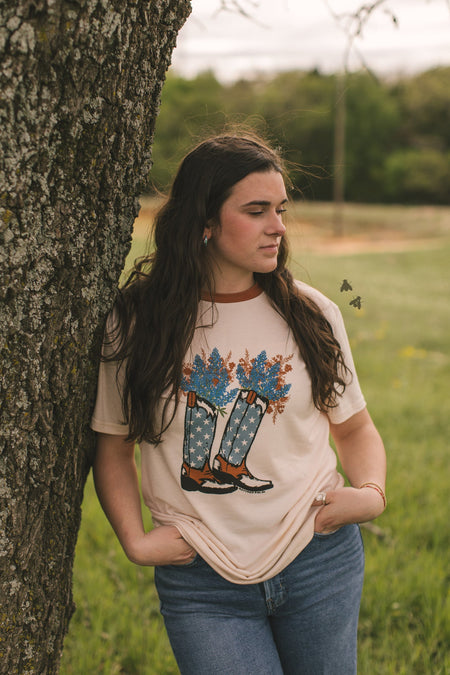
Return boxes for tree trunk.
[0,1,191,672]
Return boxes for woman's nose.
[268,211,286,236]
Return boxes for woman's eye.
[247,207,286,216]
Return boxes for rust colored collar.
[201,283,263,303]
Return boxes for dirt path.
[133,205,444,256]
[288,230,442,255]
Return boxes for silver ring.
[315,492,327,505]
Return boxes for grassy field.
[61,204,450,674]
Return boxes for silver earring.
[203,235,208,246]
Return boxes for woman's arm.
[313,408,386,533]
[93,432,196,566]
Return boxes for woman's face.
[205,170,288,293]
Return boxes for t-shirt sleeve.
[324,301,366,424]
[90,316,130,436]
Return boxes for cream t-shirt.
[91,281,366,583]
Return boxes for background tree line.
[149,66,450,204]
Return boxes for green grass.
[61,479,177,674]
[61,210,450,674]
[293,244,450,675]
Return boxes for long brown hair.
[108,134,349,443]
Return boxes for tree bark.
[0,1,191,672]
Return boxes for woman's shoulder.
[293,279,339,315]
[101,287,138,356]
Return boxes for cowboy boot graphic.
[180,348,238,494]
[181,391,237,494]
[212,389,273,492]
[212,350,292,492]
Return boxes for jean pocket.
[169,553,200,568]
[313,528,341,538]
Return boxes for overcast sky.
[171,0,450,81]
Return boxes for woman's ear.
[203,219,216,242]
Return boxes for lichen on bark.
[0,1,191,672]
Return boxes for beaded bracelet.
[359,481,386,508]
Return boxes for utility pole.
[333,71,346,237]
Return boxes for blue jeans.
[155,524,364,675]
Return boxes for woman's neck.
[209,271,255,295]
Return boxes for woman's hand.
[126,525,197,567]
[313,408,387,533]
[93,434,196,568]
[312,486,385,534]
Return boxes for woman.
[91,134,386,674]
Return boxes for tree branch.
[215,0,266,26]
[323,0,398,72]
[217,0,259,18]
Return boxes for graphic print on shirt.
[180,349,238,494]
[180,348,292,494]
